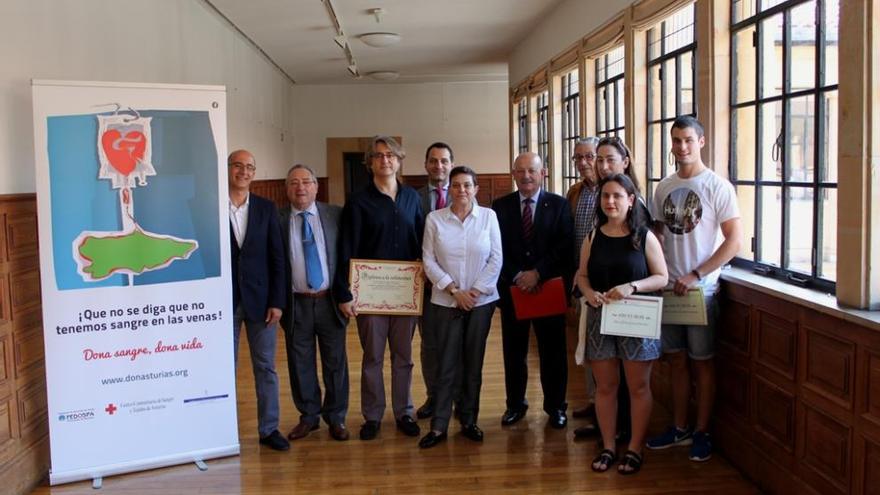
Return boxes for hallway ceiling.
[207,0,566,84]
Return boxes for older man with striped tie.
[492,152,574,429]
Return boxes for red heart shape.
[101,129,146,176]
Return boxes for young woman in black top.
[575,174,668,475]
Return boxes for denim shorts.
[660,293,719,360]
[586,306,661,361]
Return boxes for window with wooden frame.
[535,90,550,167]
[729,0,839,291]
[559,68,581,193]
[595,45,625,140]
[646,3,696,201]
[517,98,529,155]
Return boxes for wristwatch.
[691,269,703,281]
[630,282,638,294]
[448,285,460,295]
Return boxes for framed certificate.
[349,259,424,315]
[600,295,663,339]
[662,288,708,325]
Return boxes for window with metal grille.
[646,4,696,201]
[560,69,581,193]
[535,90,550,167]
[517,99,529,155]
[595,46,625,141]
[729,0,839,291]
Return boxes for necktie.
[299,211,323,290]
[522,198,534,240]
[435,187,446,210]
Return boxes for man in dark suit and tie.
[414,142,452,419]
[228,149,288,451]
[279,164,350,442]
[492,152,574,429]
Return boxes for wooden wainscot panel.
[5,208,38,262]
[0,272,10,323]
[0,393,16,466]
[0,211,8,264]
[17,378,47,441]
[799,404,851,495]
[755,308,798,381]
[717,359,750,424]
[802,325,855,413]
[0,435,48,495]
[864,351,880,429]
[249,178,287,210]
[753,375,796,458]
[13,325,44,377]
[861,436,880,495]
[0,334,10,383]
[718,297,751,358]
[403,175,428,191]
[9,270,40,314]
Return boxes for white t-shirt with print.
[651,168,739,295]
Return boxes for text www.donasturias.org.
[100,369,189,385]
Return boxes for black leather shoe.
[329,423,350,441]
[548,410,568,429]
[359,420,380,440]
[573,424,599,438]
[259,430,290,451]
[416,398,434,419]
[461,423,484,442]
[418,430,447,449]
[501,407,527,426]
[396,415,421,437]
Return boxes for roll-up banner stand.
[32,80,238,485]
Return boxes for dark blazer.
[418,185,432,221]
[230,193,286,322]
[279,202,347,330]
[492,189,575,303]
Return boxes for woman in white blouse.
[418,166,503,449]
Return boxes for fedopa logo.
[58,409,95,422]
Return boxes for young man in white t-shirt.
[646,116,742,462]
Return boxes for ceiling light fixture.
[368,7,385,23]
[359,32,401,48]
[367,71,399,81]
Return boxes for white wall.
[0,0,295,194]
[508,0,630,86]
[291,81,511,176]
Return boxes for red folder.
[510,276,568,320]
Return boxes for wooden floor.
[31,313,759,494]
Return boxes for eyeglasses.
[287,179,316,188]
[230,162,256,172]
[372,152,398,160]
[572,153,596,161]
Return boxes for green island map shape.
[78,229,197,279]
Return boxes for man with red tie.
[415,142,453,420]
[492,152,574,429]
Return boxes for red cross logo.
[105,403,117,415]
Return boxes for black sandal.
[617,450,643,475]
[591,448,618,472]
